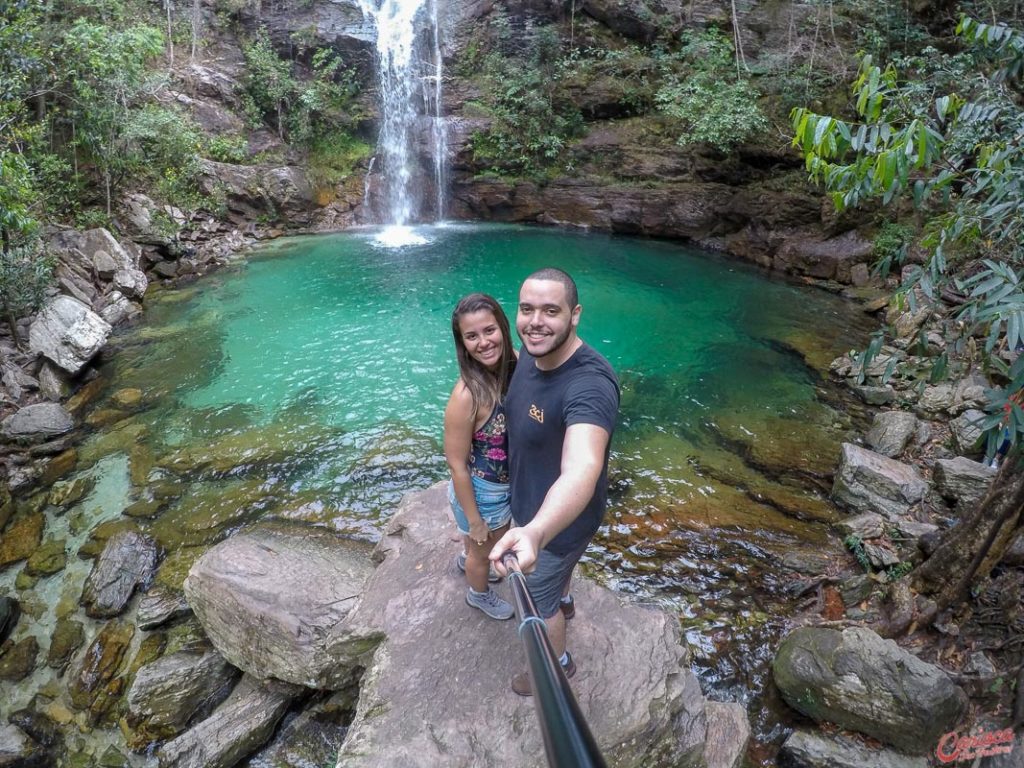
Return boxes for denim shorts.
[448,476,512,536]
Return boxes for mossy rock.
[153,546,207,592]
[0,511,45,569]
[14,570,38,590]
[77,420,148,470]
[149,478,285,550]
[78,520,141,560]
[47,618,85,671]
[40,448,78,486]
[25,537,68,577]
[0,636,40,681]
[68,621,135,712]
[123,497,166,519]
[164,617,212,655]
[49,476,96,509]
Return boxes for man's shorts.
[526,537,590,619]
[448,476,512,536]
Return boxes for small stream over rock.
[1,224,878,765]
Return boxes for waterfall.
[358,0,446,231]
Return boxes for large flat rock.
[337,483,735,768]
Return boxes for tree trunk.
[912,457,1024,614]
[5,305,21,350]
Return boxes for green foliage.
[242,32,358,144]
[792,16,1024,458]
[205,134,251,164]
[885,560,914,582]
[872,221,913,277]
[470,23,583,177]
[844,534,872,572]
[0,239,55,345]
[654,29,768,153]
[307,131,372,189]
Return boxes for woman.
[444,293,517,620]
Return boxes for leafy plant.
[844,534,872,572]
[470,23,583,177]
[242,32,358,144]
[791,16,1024,457]
[0,239,54,347]
[654,28,768,153]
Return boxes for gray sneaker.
[466,588,514,620]
[456,552,501,583]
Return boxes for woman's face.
[458,309,505,371]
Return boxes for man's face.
[516,278,580,360]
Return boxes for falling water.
[358,0,446,232]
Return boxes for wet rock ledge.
[164,482,748,768]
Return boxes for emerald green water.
[13,223,879,761]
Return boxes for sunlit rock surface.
[335,482,744,768]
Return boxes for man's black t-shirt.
[505,343,619,555]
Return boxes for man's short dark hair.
[526,267,578,309]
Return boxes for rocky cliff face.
[192,0,874,284]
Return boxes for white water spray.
[358,0,447,235]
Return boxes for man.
[490,267,619,696]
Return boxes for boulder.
[778,729,927,768]
[836,512,884,540]
[916,383,955,415]
[68,621,135,712]
[0,637,38,682]
[46,618,85,672]
[127,651,239,737]
[82,530,160,618]
[0,724,49,768]
[100,290,141,327]
[335,483,734,768]
[156,675,301,768]
[28,295,111,375]
[932,457,995,511]
[197,161,319,228]
[1,403,74,442]
[950,409,986,455]
[865,411,918,458]
[0,511,45,568]
[37,361,71,401]
[137,586,192,630]
[1,364,38,401]
[832,443,928,519]
[69,228,148,298]
[183,524,380,689]
[772,626,967,754]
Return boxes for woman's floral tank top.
[469,402,509,484]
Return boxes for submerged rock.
[82,530,160,618]
[46,617,85,672]
[0,596,20,645]
[126,650,239,746]
[183,524,379,689]
[156,675,302,768]
[0,511,45,570]
[68,621,135,713]
[335,483,738,768]
[0,636,39,682]
[0,723,50,768]
[772,626,967,754]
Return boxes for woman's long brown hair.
[451,293,517,421]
